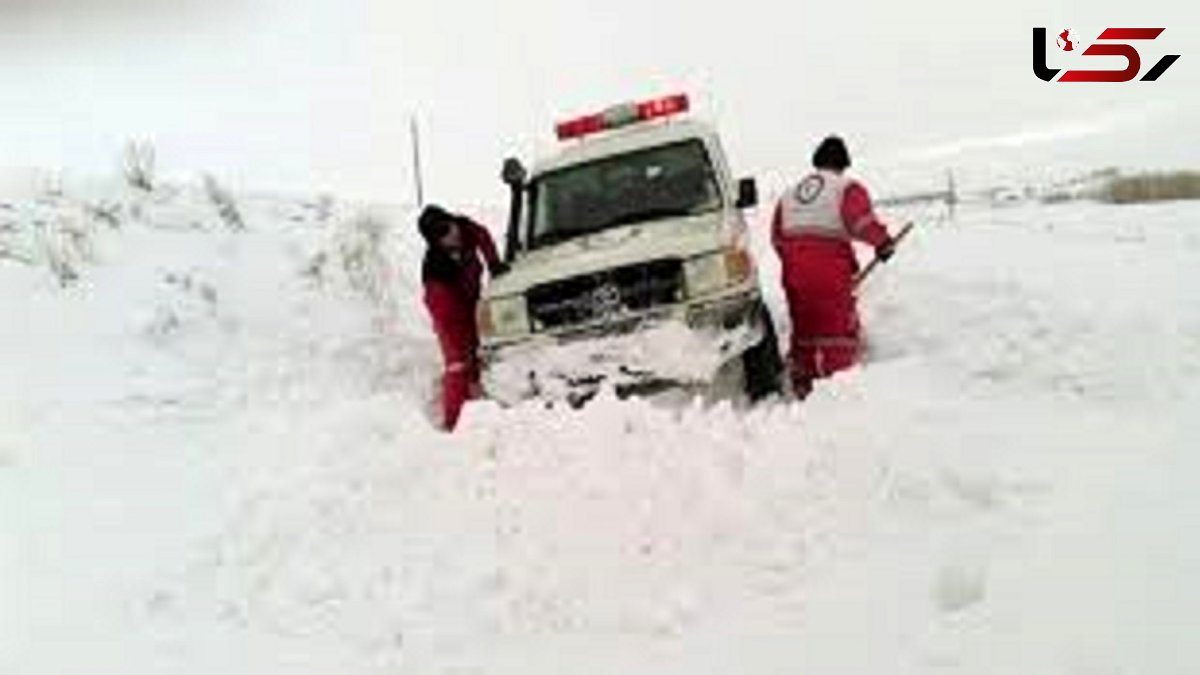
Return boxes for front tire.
[742,306,785,401]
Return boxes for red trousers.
[440,359,479,430]
[779,239,863,383]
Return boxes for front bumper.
[482,285,762,351]
[480,288,767,403]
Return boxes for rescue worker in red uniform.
[771,136,897,398]
[418,205,506,430]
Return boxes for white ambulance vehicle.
[480,93,783,404]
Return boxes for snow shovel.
[855,221,914,288]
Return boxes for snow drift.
[2,175,1198,674]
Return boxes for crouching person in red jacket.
[418,205,507,430]
[771,136,897,399]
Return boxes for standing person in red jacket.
[418,204,507,430]
[771,136,897,399]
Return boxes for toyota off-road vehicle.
[478,93,783,405]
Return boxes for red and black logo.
[796,174,825,204]
[1033,27,1180,82]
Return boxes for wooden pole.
[410,116,425,207]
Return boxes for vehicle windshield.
[527,139,722,249]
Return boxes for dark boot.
[791,373,814,401]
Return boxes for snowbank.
[2,179,1197,674]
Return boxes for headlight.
[479,294,529,339]
[685,247,753,297]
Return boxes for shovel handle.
[855,222,914,288]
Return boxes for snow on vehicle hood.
[483,319,748,404]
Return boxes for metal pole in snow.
[410,116,425,207]
[947,168,958,220]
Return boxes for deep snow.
[2,177,1198,674]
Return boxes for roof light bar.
[555,93,690,140]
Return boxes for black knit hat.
[812,136,851,171]
[417,204,454,243]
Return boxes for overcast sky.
[1,0,1197,206]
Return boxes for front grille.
[526,258,684,331]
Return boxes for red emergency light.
[555,93,690,141]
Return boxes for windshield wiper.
[532,229,576,248]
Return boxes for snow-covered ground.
[2,177,1198,674]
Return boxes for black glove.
[491,261,511,277]
[875,237,897,263]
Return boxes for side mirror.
[501,157,527,187]
[501,158,527,262]
[735,177,759,209]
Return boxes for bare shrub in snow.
[314,194,335,223]
[1101,170,1200,204]
[0,217,21,265]
[164,271,219,310]
[37,217,86,286]
[294,194,336,226]
[123,140,157,192]
[0,246,35,266]
[338,212,396,305]
[144,272,221,343]
[203,174,246,231]
[301,251,329,286]
[144,306,183,341]
[84,201,123,229]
